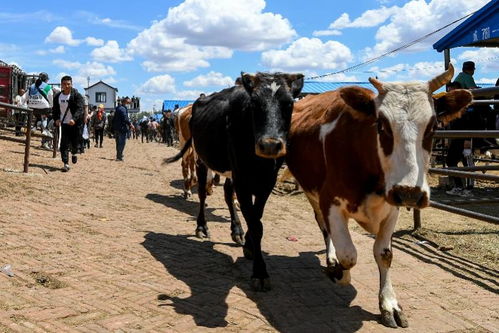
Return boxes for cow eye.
[377,117,392,137]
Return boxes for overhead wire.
[306,10,478,80]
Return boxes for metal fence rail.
[415,124,499,229]
[0,101,34,172]
[430,201,499,224]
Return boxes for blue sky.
[1,0,497,111]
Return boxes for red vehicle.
[0,61,28,118]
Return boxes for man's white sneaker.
[62,164,70,172]
[446,187,463,196]
[461,189,473,197]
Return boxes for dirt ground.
[0,131,498,332]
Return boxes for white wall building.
[84,81,118,112]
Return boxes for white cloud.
[91,40,133,63]
[261,37,353,72]
[45,26,81,46]
[165,0,296,51]
[52,60,117,90]
[51,45,65,53]
[79,62,117,78]
[363,0,490,57]
[458,48,499,71]
[476,77,498,84]
[0,11,57,23]
[312,30,342,37]
[85,37,104,46]
[137,75,176,94]
[329,7,399,29]
[128,0,295,72]
[99,17,142,30]
[36,45,66,55]
[128,20,232,72]
[53,59,81,70]
[174,90,206,100]
[368,61,445,81]
[184,71,234,87]
[310,72,361,82]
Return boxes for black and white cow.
[166,72,304,290]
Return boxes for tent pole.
[444,49,451,70]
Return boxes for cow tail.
[164,138,192,164]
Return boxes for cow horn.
[369,77,385,94]
[428,63,454,93]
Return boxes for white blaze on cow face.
[374,82,434,208]
[269,81,281,97]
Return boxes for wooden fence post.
[23,110,32,173]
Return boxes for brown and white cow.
[174,104,217,199]
[286,64,472,328]
[175,105,197,199]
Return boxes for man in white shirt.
[52,75,84,172]
[13,88,27,136]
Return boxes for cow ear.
[340,86,377,119]
[285,74,304,98]
[434,89,473,125]
[241,72,257,94]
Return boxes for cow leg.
[206,169,214,196]
[195,159,210,239]
[224,178,244,245]
[181,157,192,199]
[235,189,270,291]
[375,207,408,328]
[305,192,344,283]
[324,204,357,286]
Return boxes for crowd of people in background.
[12,72,181,172]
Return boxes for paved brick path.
[0,137,497,332]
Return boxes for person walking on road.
[92,104,106,148]
[52,75,85,172]
[112,97,134,161]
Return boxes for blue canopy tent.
[162,100,194,112]
[433,0,499,67]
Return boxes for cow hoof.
[325,264,351,285]
[251,277,271,292]
[231,233,245,246]
[195,227,210,239]
[381,308,408,328]
[243,246,253,260]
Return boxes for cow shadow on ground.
[145,193,229,223]
[169,179,188,192]
[142,232,378,332]
[392,230,499,293]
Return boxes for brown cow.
[286,64,472,328]
[175,105,197,199]
[174,104,217,199]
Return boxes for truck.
[0,61,29,119]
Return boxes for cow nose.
[255,138,286,158]
[388,186,428,208]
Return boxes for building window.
[96,92,106,103]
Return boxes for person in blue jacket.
[112,96,134,161]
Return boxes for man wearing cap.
[454,61,479,89]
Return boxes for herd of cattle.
[165,64,473,328]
